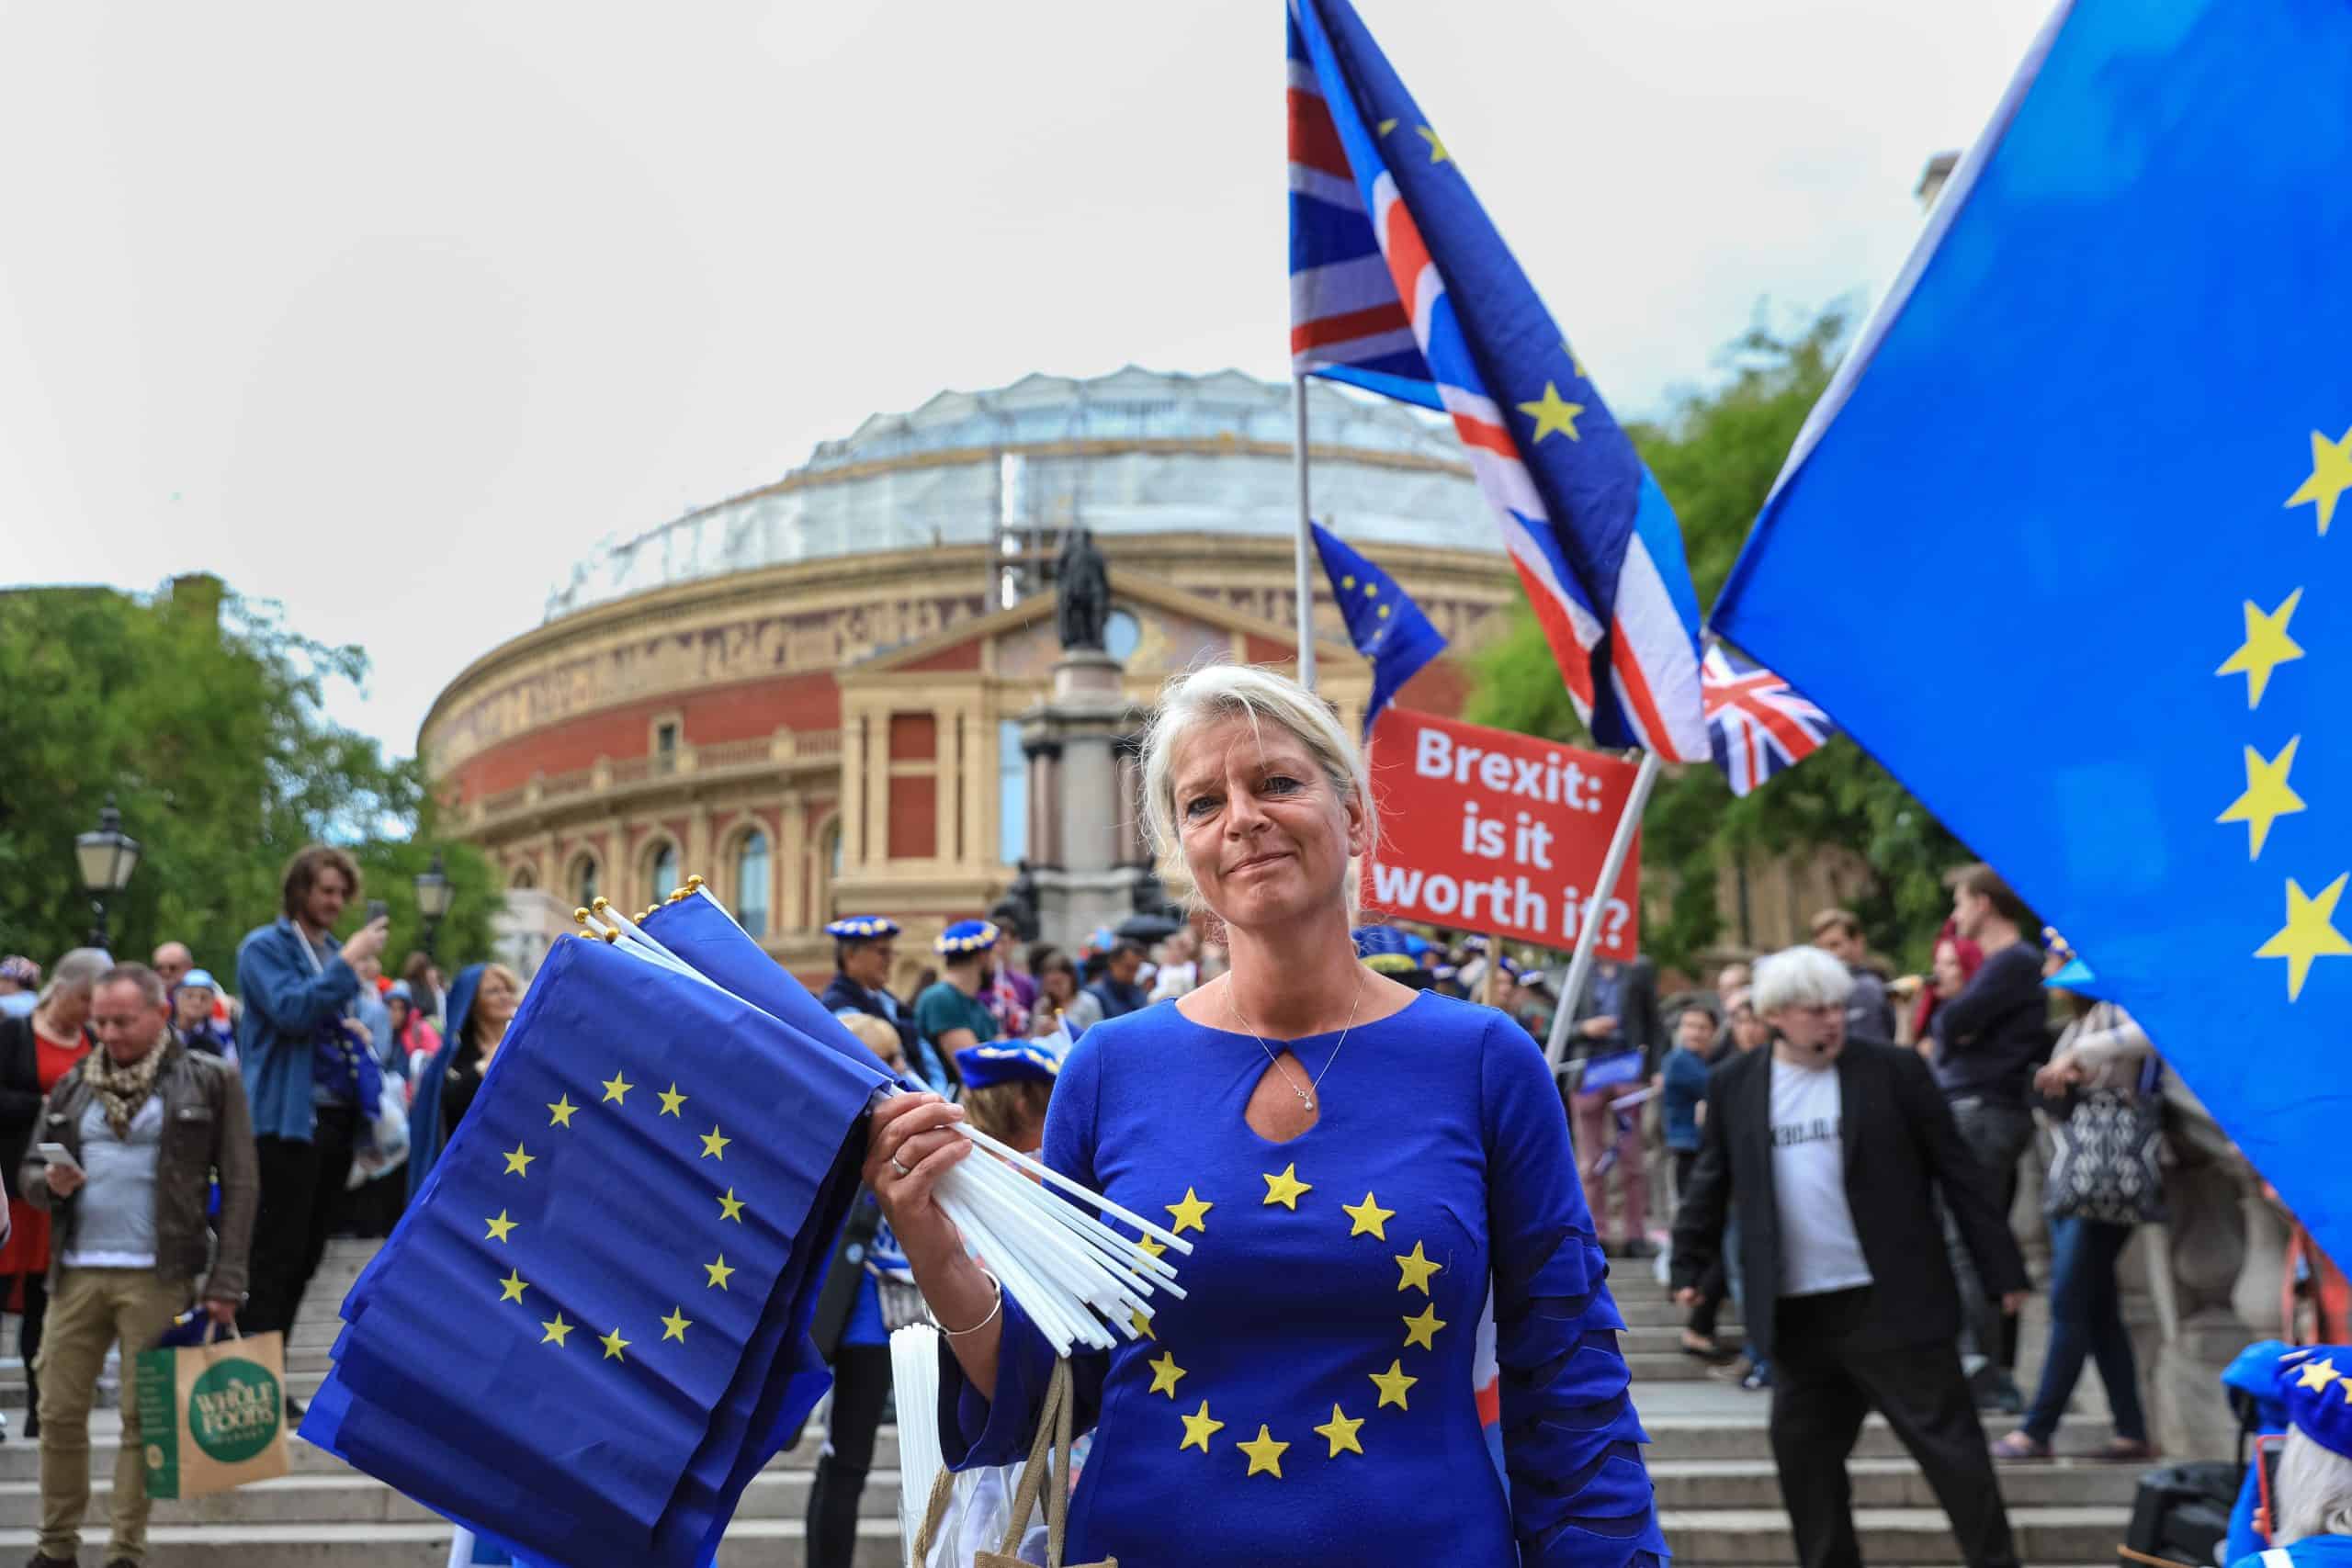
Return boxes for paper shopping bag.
[136,1326,290,1499]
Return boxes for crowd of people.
[0,673,2341,1568]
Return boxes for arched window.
[735,829,771,939]
[511,863,537,891]
[571,855,600,911]
[650,841,680,904]
[998,718,1027,866]
[827,820,843,878]
[1104,607,1141,661]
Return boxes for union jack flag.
[1286,0,1709,761]
[1702,644,1838,797]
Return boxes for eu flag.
[1711,0,2352,1266]
[1311,521,1445,737]
[304,931,888,1566]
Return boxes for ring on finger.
[889,1155,913,1178]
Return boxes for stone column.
[1021,652,1148,951]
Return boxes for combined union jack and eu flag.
[1712,0,2352,1271]
[304,897,890,1567]
[1287,0,1718,761]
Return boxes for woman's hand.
[2033,1050,2084,1098]
[863,1093,974,1269]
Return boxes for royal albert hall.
[421,367,1516,985]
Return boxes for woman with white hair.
[2237,1344,2352,1566]
[865,663,1664,1567]
[0,948,107,1434]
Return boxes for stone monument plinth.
[1020,650,1155,952]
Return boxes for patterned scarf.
[85,1037,171,1139]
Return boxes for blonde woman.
[865,664,1663,1567]
[437,964,522,1135]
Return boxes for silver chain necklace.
[1228,976,1366,1112]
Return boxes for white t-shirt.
[1770,1057,1873,1297]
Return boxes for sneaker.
[1969,1366,2024,1415]
[1740,1364,1773,1393]
[25,1555,78,1567]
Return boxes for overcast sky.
[0,0,2052,760]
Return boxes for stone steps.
[1,1243,2150,1567]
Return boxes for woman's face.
[477,972,520,1026]
[1932,942,1967,998]
[386,997,411,1033]
[1042,966,1077,1005]
[1170,715,1363,934]
[42,986,93,1035]
[1731,1004,1768,1050]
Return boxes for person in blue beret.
[2234,1344,2352,1567]
[820,916,950,1091]
[1352,926,1433,990]
[952,1038,1065,1157]
[912,921,1003,1078]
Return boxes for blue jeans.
[2022,1213,2147,1443]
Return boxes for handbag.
[912,1359,1115,1568]
[2046,1021,2167,1225]
[135,1320,291,1499]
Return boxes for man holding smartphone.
[232,845,387,1393]
[21,962,255,1568]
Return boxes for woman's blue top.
[937,990,1666,1567]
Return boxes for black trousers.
[6,1271,47,1422]
[807,1343,892,1568]
[1770,1288,2018,1568]
[241,1106,359,1341]
[1671,1150,1728,1338]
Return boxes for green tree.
[1465,305,1967,972]
[0,575,497,983]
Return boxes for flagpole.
[1293,372,1317,691]
[1544,749,1663,1075]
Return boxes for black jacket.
[1669,1041,2028,1358]
[1568,955,1666,1072]
[819,974,917,1058]
[0,1016,47,1203]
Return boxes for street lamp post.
[74,795,141,951]
[414,850,452,960]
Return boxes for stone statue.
[1055,526,1111,651]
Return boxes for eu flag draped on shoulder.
[1709,0,2352,1269]
[1310,521,1444,737]
[1286,0,1705,760]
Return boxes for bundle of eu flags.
[302,897,890,1567]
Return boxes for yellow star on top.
[503,1143,534,1178]
[1393,1240,1441,1295]
[716,1187,746,1224]
[546,1095,577,1128]
[2219,737,2307,860]
[1516,381,1586,443]
[601,1072,633,1106]
[1261,1163,1313,1210]
[705,1254,737,1291]
[1147,1350,1187,1397]
[661,1307,693,1344]
[2256,874,2352,1002]
[1375,118,1398,136]
[1370,1359,1419,1411]
[1237,1424,1291,1478]
[699,1124,730,1161]
[540,1313,572,1348]
[1414,124,1449,164]
[1341,1191,1395,1240]
[498,1269,528,1304]
[658,1083,687,1118]
[1166,1187,1213,1235]
[1136,1234,1168,1261]
[1315,1403,1365,1458]
[484,1210,517,1244]
[1131,1308,1157,1341]
[2340,1374,2352,1407]
[1401,1303,1448,1350]
[2295,1356,2342,1392]
[2216,589,2305,709]
[1179,1399,1225,1454]
[601,1326,630,1361]
[2285,425,2352,535]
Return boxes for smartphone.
[2257,1432,2286,1537]
[366,899,390,925]
[35,1142,79,1173]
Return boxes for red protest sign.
[1364,708,1641,961]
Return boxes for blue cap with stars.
[1353,925,1419,976]
[934,919,1001,956]
[825,916,900,942]
[2277,1344,2352,1459]
[952,1039,1066,1089]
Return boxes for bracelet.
[938,1271,1003,1338]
